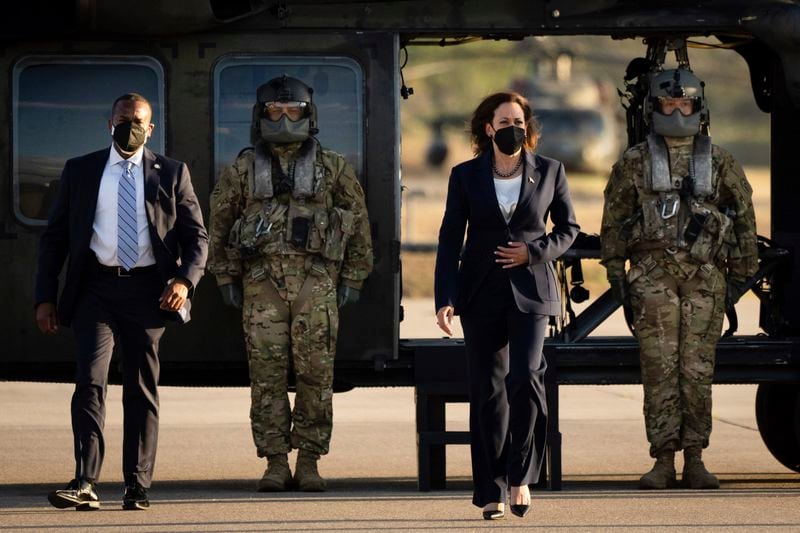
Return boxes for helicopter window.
[12,56,165,226]
[214,56,364,182]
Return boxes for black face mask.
[112,121,148,153]
[492,125,526,155]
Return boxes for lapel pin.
[528,176,534,183]
[153,163,161,170]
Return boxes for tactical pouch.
[290,217,310,248]
[229,210,262,259]
[229,202,288,260]
[641,196,666,240]
[688,208,732,265]
[642,196,665,241]
[642,192,683,243]
[322,207,355,262]
[259,202,288,255]
[307,210,329,253]
[684,212,708,244]
[287,202,314,249]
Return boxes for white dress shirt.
[494,174,522,223]
[90,146,156,267]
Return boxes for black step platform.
[407,335,800,491]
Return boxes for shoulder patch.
[717,147,753,198]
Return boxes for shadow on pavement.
[2,475,798,509]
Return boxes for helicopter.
[1,0,799,481]
[420,45,626,173]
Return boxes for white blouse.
[494,174,522,223]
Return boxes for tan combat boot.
[639,449,677,489]
[257,454,292,492]
[294,449,326,492]
[682,447,720,489]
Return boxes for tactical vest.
[225,138,355,263]
[626,134,735,265]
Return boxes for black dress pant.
[460,267,549,507]
[70,266,165,487]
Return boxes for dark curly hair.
[469,92,540,156]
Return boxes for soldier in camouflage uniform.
[601,68,758,490]
[208,76,373,492]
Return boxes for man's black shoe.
[47,479,100,511]
[122,482,150,510]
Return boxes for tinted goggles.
[261,101,308,121]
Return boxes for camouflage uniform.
[208,141,372,457]
[601,136,758,457]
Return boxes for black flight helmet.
[250,75,318,144]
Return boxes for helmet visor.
[262,101,308,122]
[653,96,701,117]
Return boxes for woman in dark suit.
[434,92,579,519]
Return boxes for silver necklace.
[492,154,523,178]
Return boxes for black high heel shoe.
[482,503,505,520]
[510,504,530,517]
[510,486,531,517]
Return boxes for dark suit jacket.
[434,150,579,316]
[35,147,209,326]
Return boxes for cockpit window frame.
[11,55,166,227]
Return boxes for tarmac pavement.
[1,297,798,531]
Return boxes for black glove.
[726,278,747,309]
[609,277,629,307]
[337,284,361,308]
[219,283,243,309]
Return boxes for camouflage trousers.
[242,255,338,457]
[627,250,726,457]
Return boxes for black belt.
[93,260,158,278]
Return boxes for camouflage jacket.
[208,142,373,289]
[601,136,758,283]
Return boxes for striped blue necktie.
[117,160,139,270]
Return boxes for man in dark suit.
[35,93,208,511]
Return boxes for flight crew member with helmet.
[601,67,758,489]
[208,75,373,492]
